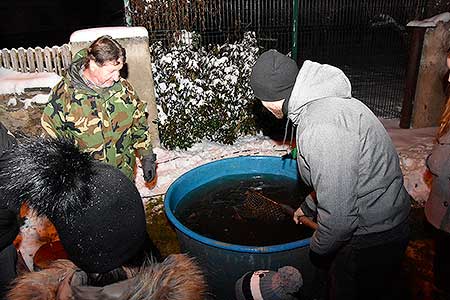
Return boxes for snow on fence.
[0,44,72,76]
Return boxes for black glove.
[142,153,157,183]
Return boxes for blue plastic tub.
[164,156,320,300]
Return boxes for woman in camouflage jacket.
[41,35,156,182]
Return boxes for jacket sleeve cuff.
[137,148,152,159]
[309,232,344,256]
[300,194,317,219]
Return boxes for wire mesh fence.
[131,0,428,118]
[296,0,428,118]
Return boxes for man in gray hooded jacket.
[250,50,410,300]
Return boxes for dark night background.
[0,0,125,49]
[1,0,449,50]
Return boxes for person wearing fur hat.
[0,138,207,299]
[7,253,206,300]
[0,122,19,300]
[250,50,410,300]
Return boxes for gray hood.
[287,60,352,124]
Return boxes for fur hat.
[235,266,303,300]
[7,254,207,300]
[250,50,299,102]
[0,137,148,273]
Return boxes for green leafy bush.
[151,32,260,150]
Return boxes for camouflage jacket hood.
[8,255,206,300]
[41,50,152,180]
[67,49,123,97]
[67,54,90,92]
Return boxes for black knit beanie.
[250,49,299,102]
[0,138,148,273]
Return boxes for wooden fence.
[0,44,71,76]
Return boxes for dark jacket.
[424,131,450,233]
[0,123,16,165]
[0,122,19,252]
[289,61,411,255]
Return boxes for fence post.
[35,47,45,72]
[10,49,19,71]
[61,45,72,71]
[123,0,132,26]
[1,49,11,68]
[44,47,54,73]
[292,0,299,62]
[408,20,450,128]
[399,26,426,129]
[18,48,27,72]
[27,48,36,73]
[52,46,63,75]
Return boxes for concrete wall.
[412,21,450,128]
[70,27,160,146]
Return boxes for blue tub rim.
[164,155,311,254]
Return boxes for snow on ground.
[383,119,436,206]
[1,68,437,269]
[0,68,61,109]
[0,68,60,96]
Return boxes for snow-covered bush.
[151,32,260,150]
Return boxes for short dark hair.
[85,35,126,68]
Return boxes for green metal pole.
[292,0,299,62]
[123,0,132,26]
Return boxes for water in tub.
[174,174,313,246]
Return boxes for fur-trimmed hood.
[7,254,207,300]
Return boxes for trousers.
[312,219,410,300]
